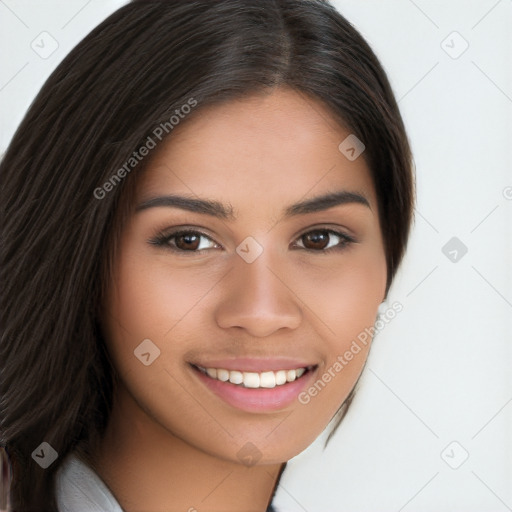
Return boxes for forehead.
[136,87,377,217]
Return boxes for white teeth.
[228,370,244,385]
[275,370,287,386]
[197,365,310,388]
[243,372,260,388]
[217,369,229,382]
[259,371,276,388]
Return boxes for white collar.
[54,452,124,512]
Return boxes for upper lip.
[190,357,317,372]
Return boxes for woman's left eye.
[294,229,355,253]
[149,228,355,254]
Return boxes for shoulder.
[54,451,123,512]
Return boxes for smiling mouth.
[190,364,316,389]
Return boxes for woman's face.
[101,87,387,465]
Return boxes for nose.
[214,247,303,337]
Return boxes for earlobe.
[377,300,388,316]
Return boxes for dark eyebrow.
[136,194,237,220]
[283,191,370,217]
[135,190,371,220]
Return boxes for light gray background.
[1,1,511,511]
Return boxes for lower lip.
[190,364,317,413]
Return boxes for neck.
[89,382,284,512]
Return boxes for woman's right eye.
[149,229,220,254]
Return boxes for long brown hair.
[0,0,414,509]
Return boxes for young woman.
[0,0,414,510]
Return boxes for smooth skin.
[92,86,387,511]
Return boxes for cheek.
[105,248,216,346]
[295,244,387,342]
[332,250,387,332]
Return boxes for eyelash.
[148,227,356,255]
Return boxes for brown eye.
[174,232,201,251]
[295,229,354,253]
[150,229,219,253]
[302,231,330,250]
